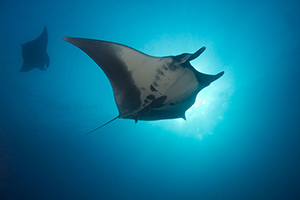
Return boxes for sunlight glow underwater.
[151,73,234,139]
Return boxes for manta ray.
[63,37,224,134]
[20,26,50,72]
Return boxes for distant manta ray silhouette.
[19,26,50,72]
[63,37,224,135]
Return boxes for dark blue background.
[1,0,300,199]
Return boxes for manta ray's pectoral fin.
[85,115,119,135]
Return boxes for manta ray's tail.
[85,115,119,135]
[0,30,22,45]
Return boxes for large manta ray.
[63,37,224,134]
[20,26,50,72]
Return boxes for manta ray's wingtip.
[62,37,83,46]
[62,37,70,41]
[62,37,77,42]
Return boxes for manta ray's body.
[20,26,50,72]
[63,37,224,134]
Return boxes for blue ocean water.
[1,0,300,199]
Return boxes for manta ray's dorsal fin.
[85,115,119,135]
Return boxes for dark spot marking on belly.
[146,94,155,100]
[150,85,157,92]
[155,75,160,81]
[157,69,164,76]
[168,63,178,71]
[150,96,167,108]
